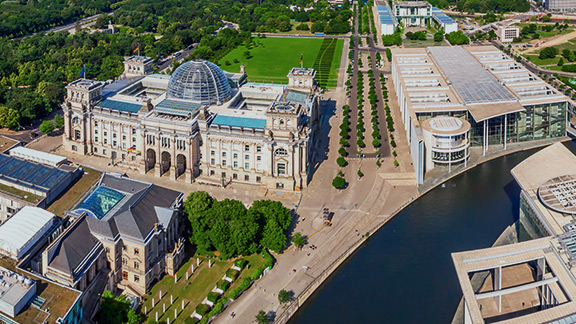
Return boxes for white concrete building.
[497,26,520,43]
[376,1,457,35]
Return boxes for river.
[289,142,576,323]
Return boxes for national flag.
[133,44,140,53]
[282,87,286,101]
[127,146,135,152]
[300,53,303,65]
[80,65,85,77]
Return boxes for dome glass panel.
[167,60,232,105]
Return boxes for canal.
[289,142,576,324]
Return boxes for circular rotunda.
[167,60,232,105]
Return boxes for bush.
[230,278,251,299]
[54,115,64,128]
[357,169,364,178]
[338,147,347,156]
[393,159,399,167]
[207,292,220,303]
[206,297,229,318]
[390,140,396,148]
[185,317,199,324]
[251,267,264,281]
[336,157,347,167]
[357,139,365,148]
[296,23,310,31]
[226,269,239,281]
[40,120,55,134]
[332,176,346,189]
[234,259,247,269]
[196,303,211,316]
[216,280,230,291]
[385,48,392,62]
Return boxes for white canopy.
[0,206,56,259]
[9,146,67,167]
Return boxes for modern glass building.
[391,46,569,184]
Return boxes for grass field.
[218,37,343,88]
[141,253,265,324]
[525,55,561,66]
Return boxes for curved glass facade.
[167,60,232,105]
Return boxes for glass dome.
[167,60,232,105]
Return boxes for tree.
[332,176,346,189]
[243,51,251,59]
[98,291,131,324]
[336,156,347,167]
[256,310,269,324]
[278,289,291,304]
[39,120,54,134]
[253,200,291,253]
[291,232,306,249]
[54,115,64,128]
[446,31,469,45]
[539,47,558,60]
[0,106,20,129]
[558,58,564,66]
[434,32,444,42]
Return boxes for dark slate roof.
[89,174,182,240]
[48,216,101,274]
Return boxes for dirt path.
[523,29,576,54]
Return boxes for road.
[14,12,114,39]
[155,45,197,73]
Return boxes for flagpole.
[138,43,140,56]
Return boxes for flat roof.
[97,98,143,113]
[538,175,576,215]
[0,154,74,193]
[0,258,81,324]
[211,114,266,129]
[452,237,576,324]
[428,47,518,105]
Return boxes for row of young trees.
[184,191,292,259]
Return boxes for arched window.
[275,148,287,156]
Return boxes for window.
[123,271,128,280]
[233,153,238,159]
[134,275,140,283]
[222,152,227,157]
[104,131,108,136]
[94,121,99,127]
[6,207,15,214]
[122,246,127,251]
[113,141,117,147]
[277,163,286,175]
[122,135,126,140]
[131,156,136,161]
[122,154,126,160]
[256,176,261,182]
[233,161,238,168]
[222,160,227,167]
[257,146,262,152]
[211,151,215,156]
[73,117,81,124]
[245,163,249,169]
[211,158,215,164]
[112,125,118,131]
[103,123,109,129]
[104,138,108,144]
[244,145,250,152]
[103,149,107,155]
[74,130,81,140]
[233,143,240,151]
[122,143,126,149]
[95,137,99,142]
[95,129,99,134]
[94,147,98,153]
[132,137,136,143]
[276,183,284,189]
[275,148,288,156]
[210,170,215,176]
[122,126,127,133]
[134,261,140,269]
[233,173,238,180]
[257,156,262,161]
[222,142,228,149]
[211,141,216,148]
[244,175,250,181]
[122,258,128,265]
[221,172,226,178]
[245,155,249,160]
[132,128,137,135]
[113,133,117,138]
[256,163,262,171]
[134,248,139,255]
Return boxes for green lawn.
[525,54,560,66]
[218,37,343,88]
[141,253,265,324]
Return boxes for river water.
[289,142,576,323]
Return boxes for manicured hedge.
[207,292,220,303]
[216,280,230,291]
[196,303,211,316]
[234,259,247,269]
[226,269,239,281]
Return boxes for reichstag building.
[62,56,321,191]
